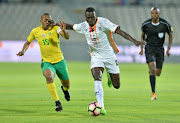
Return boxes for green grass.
[0,62,180,123]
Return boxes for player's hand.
[47,19,55,27]
[166,49,170,56]
[134,41,146,46]
[139,49,143,55]
[59,20,66,31]
[16,51,24,56]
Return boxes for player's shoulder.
[32,25,42,31]
[29,25,41,34]
[159,17,170,25]
[74,21,88,29]
[142,19,151,26]
[98,17,108,22]
[52,25,60,30]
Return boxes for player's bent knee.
[150,68,156,75]
[61,80,70,88]
[45,75,54,83]
[114,85,120,89]
[156,73,161,76]
[93,76,102,81]
[113,83,120,89]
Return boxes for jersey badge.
[158,32,164,38]
[42,34,46,37]
[48,32,52,36]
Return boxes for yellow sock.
[47,83,59,101]
[63,86,69,91]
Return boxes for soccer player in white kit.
[65,7,146,115]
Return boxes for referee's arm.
[139,32,145,55]
[166,33,173,56]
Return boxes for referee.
[139,7,173,100]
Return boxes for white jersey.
[73,17,119,59]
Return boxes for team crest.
[98,27,102,31]
[158,32,164,38]
[48,32,52,36]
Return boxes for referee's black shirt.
[141,17,173,47]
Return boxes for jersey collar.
[151,22,160,26]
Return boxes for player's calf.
[112,82,120,89]
[61,85,70,101]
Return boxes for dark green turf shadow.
[0,109,36,114]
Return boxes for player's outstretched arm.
[65,23,73,30]
[139,32,145,55]
[115,28,146,46]
[166,33,173,56]
[59,21,69,39]
[16,41,31,56]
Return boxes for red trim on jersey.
[89,27,96,45]
[89,18,99,45]
[90,18,99,28]
[89,45,92,56]
[94,26,100,44]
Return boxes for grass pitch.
[0,62,180,123]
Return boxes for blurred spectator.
[0,0,9,3]
[116,0,127,6]
[135,0,146,5]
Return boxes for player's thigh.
[156,68,162,76]
[91,57,105,80]
[42,62,56,77]
[91,67,104,81]
[104,59,119,74]
[145,45,156,64]
[55,59,70,81]
[156,47,164,69]
[42,62,56,83]
[91,57,105,69]
[109,73,120,89]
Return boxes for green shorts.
[41,59,69,80]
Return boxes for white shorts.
[91,57,120,74]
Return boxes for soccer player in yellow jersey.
[17,13,70,112]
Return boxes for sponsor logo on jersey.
[48,32,52,36]
[42,34,46,37]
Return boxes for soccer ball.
[88,102,102,116]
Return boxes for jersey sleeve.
[166,21,173,34]
[73,22,85,34]
[27,28,35,42]
[57,27,62,34]
[141,23,146,33]
[54,26,61,42]
[102,18,118,33]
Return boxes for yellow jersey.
[27,25,64,63]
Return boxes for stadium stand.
[0,0,179,45]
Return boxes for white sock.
[94,80,104,109]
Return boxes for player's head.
[40,13,52,30]
[151,7,160,22]
[85,7,97,26]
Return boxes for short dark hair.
[41,13,50,19]
[85,7,95,14]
